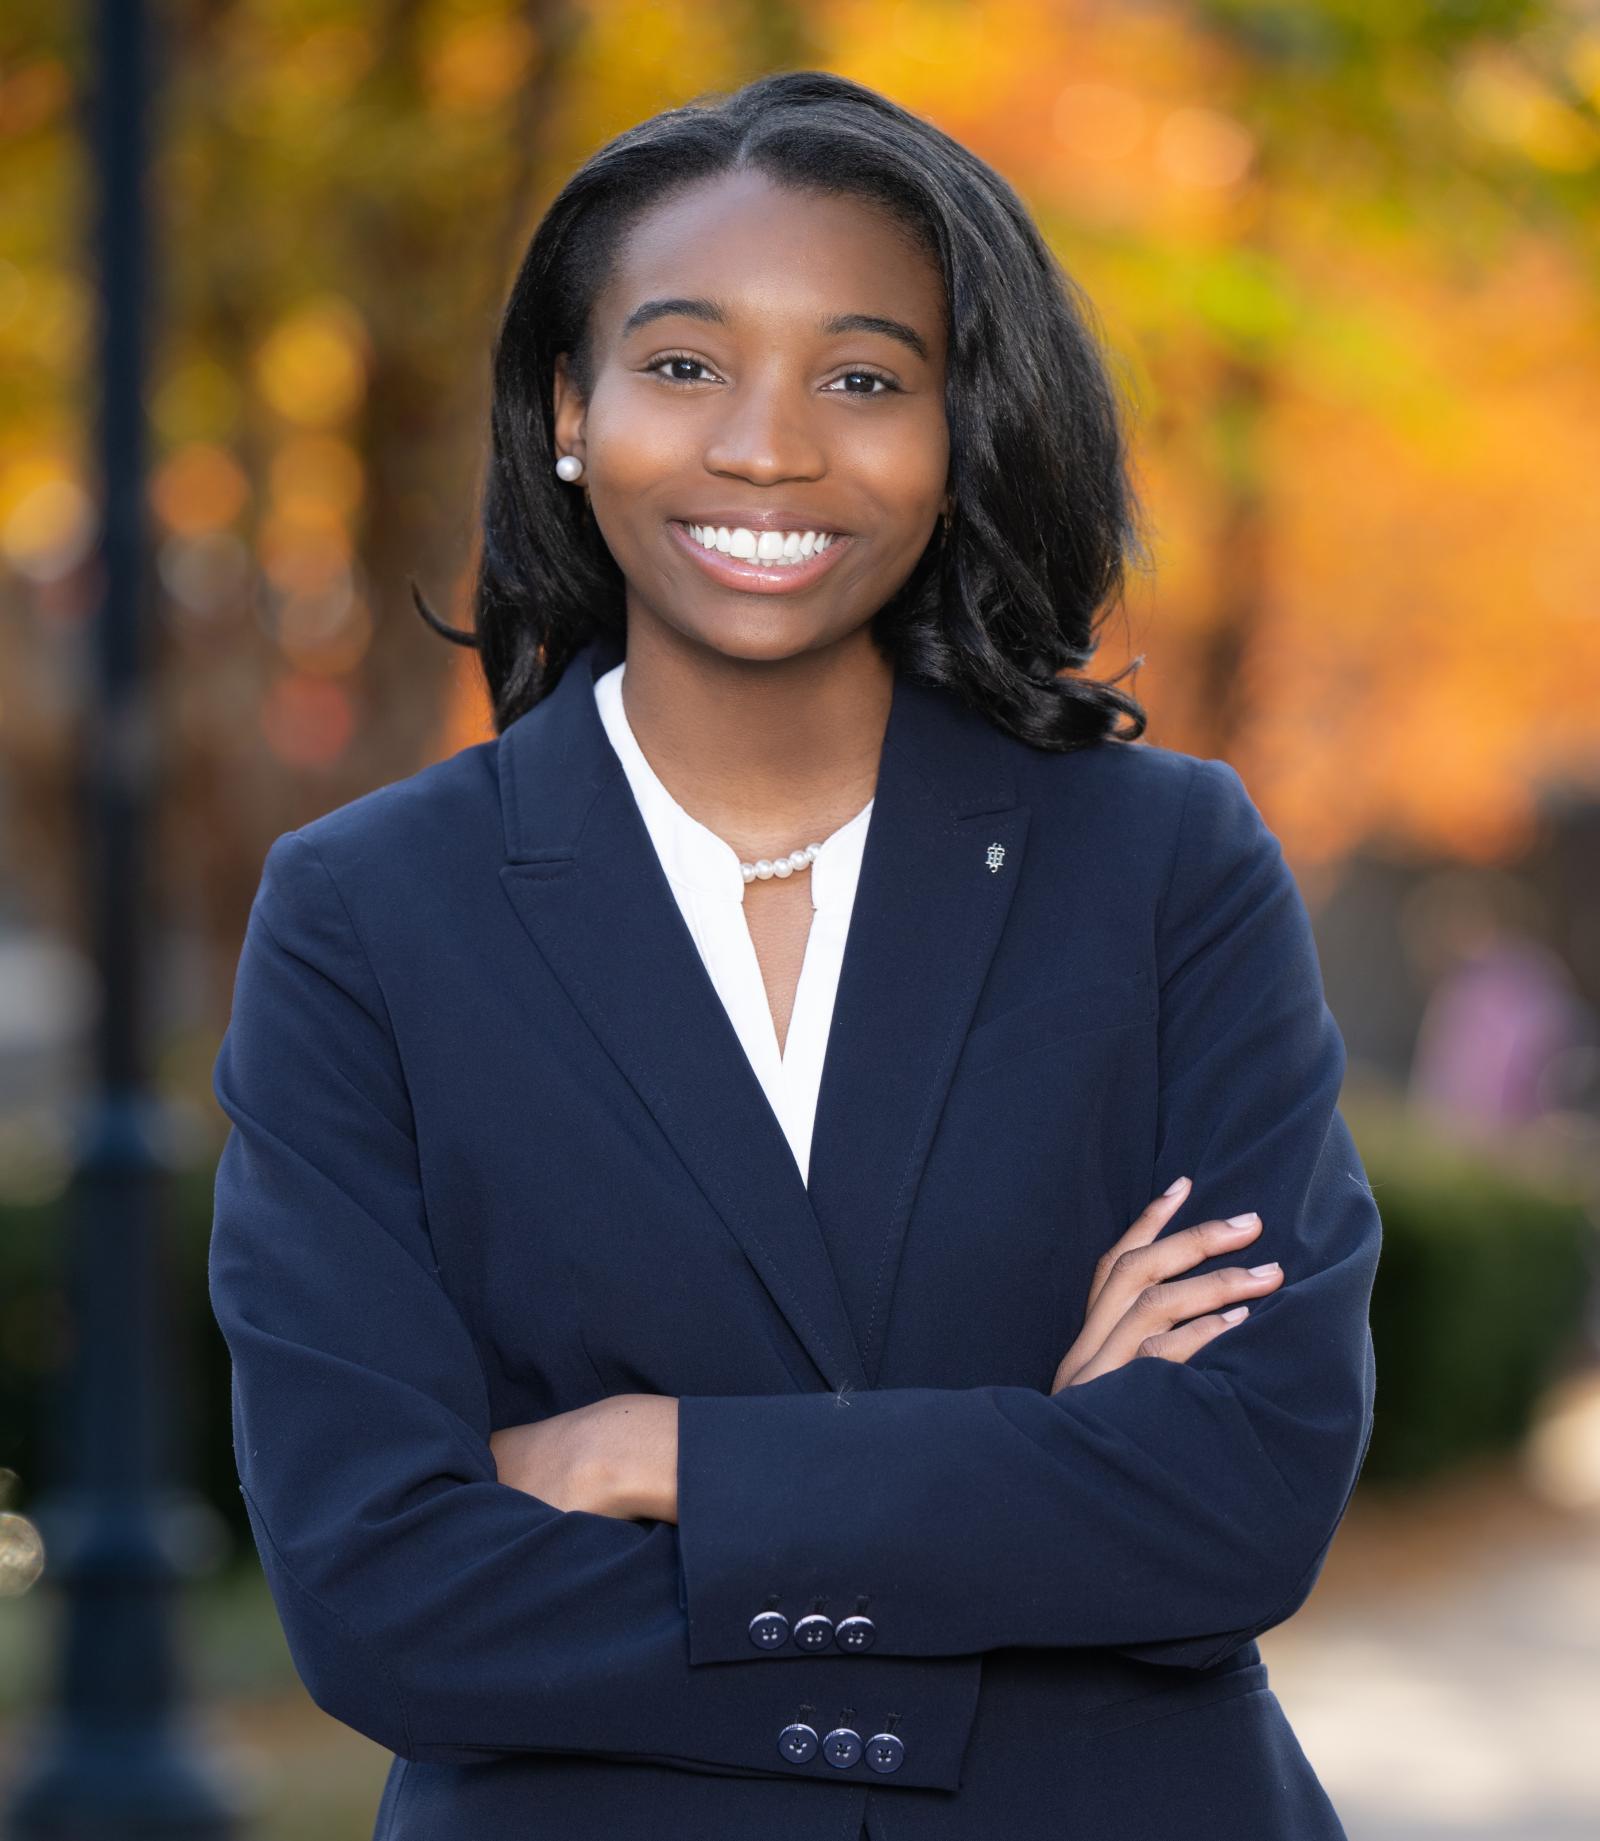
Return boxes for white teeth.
[685,524,838,566]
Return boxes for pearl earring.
[555,454,584,482]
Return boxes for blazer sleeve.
[675,755,1381,1673]
[208,828,982,1784]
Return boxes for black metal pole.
[5,0,241,1832]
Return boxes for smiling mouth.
[675,521,846,566]
[665,519,855,594]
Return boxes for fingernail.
[1221,1306,1249,1323]
[1224,1212,1260,1228]
[1247,1262,1280,1277]
[1163,1175,1190,1197]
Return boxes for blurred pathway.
[1261,1426,1600,1840]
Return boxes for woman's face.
[553,169,951,667]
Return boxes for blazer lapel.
[804,673,1029,1387]
[496,631,1028,1395]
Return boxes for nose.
[701,372,826,484]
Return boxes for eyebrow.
[618,296,930,364]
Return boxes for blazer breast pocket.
[960,968,1154,1078]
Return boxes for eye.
[644,352,720,385]
[825,369,901,397]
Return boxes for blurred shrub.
[0,1158,223,1534]
[1344,1091,1597,1486]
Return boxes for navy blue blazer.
[209,627,1379,1840]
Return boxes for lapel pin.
[985,842,1006,873]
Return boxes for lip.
[666,519,855,594]
[674,509,851,535]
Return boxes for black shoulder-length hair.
[414,68,1153,749]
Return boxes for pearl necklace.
[741,841,824,884]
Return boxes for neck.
[614,621,891,858]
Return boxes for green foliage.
[1197,0,1548,65]
[0,1155,224,1534]
[1344,1095,1596,1486]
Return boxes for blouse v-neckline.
[591,660,874,1187]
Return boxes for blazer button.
[834,1614,876,1652]
[865,1732,905,1774]
[777,1721,819,1764]
[792,1612,835,1652]
[822,1726,863,1768]
[749,1610,790,1650]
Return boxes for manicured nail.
[1247,1262,1281,1277]
[1225,1212,1259,1228]
[1163,1175,1190,1197]
[1221,1306,1249,1323]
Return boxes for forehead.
[595,169,947,349]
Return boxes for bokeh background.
[3,2,1600,1836]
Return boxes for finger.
[1064,1304,1249,1389]
[1071,1210,1264,1376]
[1149,1259,1284,1330]
[1076,1260,1281,1385]
[1083,1175,1193,1316]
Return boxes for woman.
[209,69,1378,1841]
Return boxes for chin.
[671,607,838,667]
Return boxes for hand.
[490,1393,679,1523]
[1050,1177,1283,1392]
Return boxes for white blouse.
[593,661,874,1188]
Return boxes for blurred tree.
[818,0,1600,861]
[2,0,1599,1086]
[1182,0,1600,855]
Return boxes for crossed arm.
[490,1175,1291,1521]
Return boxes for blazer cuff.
[678,1389,929,1668]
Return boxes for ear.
[551,353,586,468]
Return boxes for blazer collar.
[496,630,1030,1393]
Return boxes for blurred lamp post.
[5,0,240,1833]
